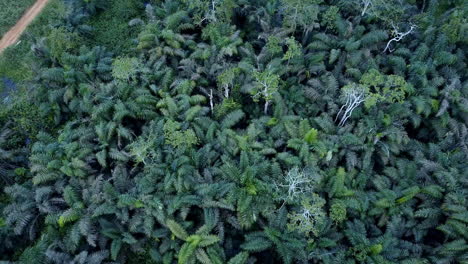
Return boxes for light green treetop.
[251,69,281,114]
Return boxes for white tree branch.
[336,89,366,126]
[209,89,214,114]
[361,0,373,16]
[383,24,416,53]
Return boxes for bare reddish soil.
[0,0,50,53]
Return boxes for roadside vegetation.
[0,0,36,37]
[0,0,467,263]
[0,0,64,96]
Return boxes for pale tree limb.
[361,0,373,16]
[257,79,272,114]
[197,0,218,25]
[223,84,229,98]
[209,89,214,114]
[383,24,416,53]
[339,94,365,126]
[336,88,366,126]
[264,100,270,114]
[210,0,218,22]
[335,96,351,123]
[275,168,313,201]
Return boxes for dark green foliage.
[0,0,467,263]
[87,0,144,54]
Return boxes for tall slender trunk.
[224,85,229,98]
[209,89,214,114]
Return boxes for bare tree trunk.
[209,89,214,115]
[383,24,416,53]
[361,0,372,16]
[264,100,269,114]
[224,85,229,98]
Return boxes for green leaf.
[111,239,122,260]
[227,252,249,264]
[58,208,80,227]
[396,186,420,204]
[199,235,220,247]
[369,244,383,255]
[167,219,189,240]
[241,237,272,252]
[329,49,340,64]
[221,109,245,129]
[178,242,197,264]
[304,128,318,144]
[330,167,345,198]
[195,248,213,264]
[122,233,138,244]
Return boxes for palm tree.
[0,124,26,185]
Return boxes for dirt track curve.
[0,0,50,53]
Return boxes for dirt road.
[0,0,50,53]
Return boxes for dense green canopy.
[0,0,467,263]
